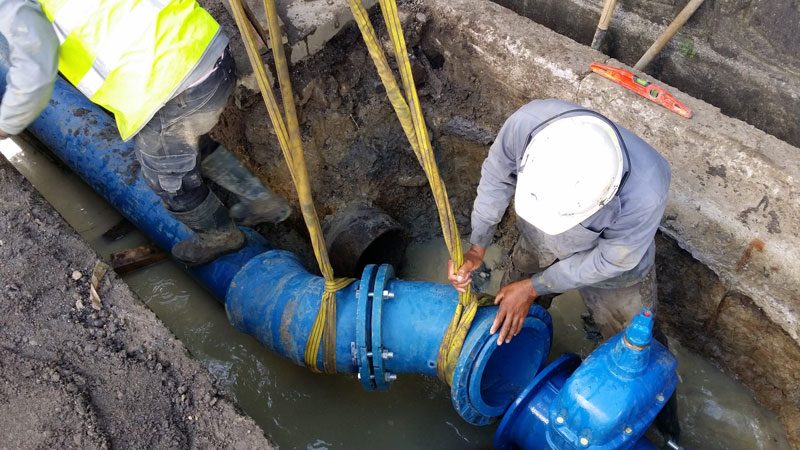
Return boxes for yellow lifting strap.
[228,0,355,374]
[347,0,489,385]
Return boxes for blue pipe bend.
[226,253,554,425]
[0,51,554,425]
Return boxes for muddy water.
[2,136,791,450]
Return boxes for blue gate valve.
[494,309,678,449]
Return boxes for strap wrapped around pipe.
[228,0,354,374]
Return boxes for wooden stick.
[110,244,168,275]
[634,0,706,70]
[590,0,618,51]
[241,0,271,48]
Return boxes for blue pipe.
[0,48,553,425]
[228,259,554,424]
[494,309,677,449]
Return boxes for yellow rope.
[347,0,486,385]
[229,0,355,374]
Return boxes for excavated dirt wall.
[201,0,799,445]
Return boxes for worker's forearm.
[0,82,56,135]
[470,170,514,248]
[469,221,496,249]
[531,237,654,296]
[466,243,486,262]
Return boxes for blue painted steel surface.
[1,53,555,425]
[495,309,676,449]
[495,353,582,450]
[356,264,379,389]
[549,310,676,449]
[452,304,553,425]
[227,258,555,425]
[370,264,395,390]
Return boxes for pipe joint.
[356,264,395,391]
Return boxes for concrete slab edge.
[223,0,378,64]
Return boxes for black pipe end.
[325,203,407,278]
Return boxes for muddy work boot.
[202,145,291,226]
[170,191,246,266]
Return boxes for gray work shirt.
[470,99,671,295]
[0,0,227,137]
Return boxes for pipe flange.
[369,264,395,391]
[450,304,554,425]
[356,264,380,390]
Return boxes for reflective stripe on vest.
[38,0,220,141]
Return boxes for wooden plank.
[110,244,168,274]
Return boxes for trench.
[487,0,800,149]
[1,135,791,449]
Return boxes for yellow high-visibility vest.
[38,0,220,141]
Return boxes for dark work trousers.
[134,47,235,212]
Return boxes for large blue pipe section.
[0,50,554,426]
[229,259,554,424]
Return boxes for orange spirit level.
[590,63,693,119]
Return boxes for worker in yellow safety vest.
[0,0,290,266]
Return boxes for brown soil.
[204,3,515,266]
[656,235,800,448]
[0,159,274,449]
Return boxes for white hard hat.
[514,114,625,235]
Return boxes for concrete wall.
[220,0,377,63]
[420,0,800,443]
[490,0,800,149]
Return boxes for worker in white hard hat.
[448,99,680,440]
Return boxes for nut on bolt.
[382,290,394,299]
[381,350,394,360]
[385,372,397,382]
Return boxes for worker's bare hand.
[0,129,8,140]
[447,244,486,293]
[490,278,537,345]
